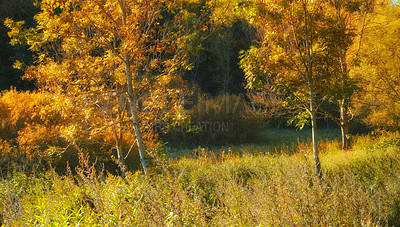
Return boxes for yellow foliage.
[352,4,400,129]
[4,0,207,173]
[17,124,61,158]
[0,90,69,158]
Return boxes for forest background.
[1,0,400,225]
[1,0,399,174]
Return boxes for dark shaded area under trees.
[184,18,256,95]
[0,0,38,91]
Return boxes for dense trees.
[240,0,340,177]
[353,2,400,129]
[317,0,376,149]
[2,0,400,177]
[185,18,255,95]
[239,0,389,174]
[5,0,203,174]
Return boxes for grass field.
[1,129,400,226]
[166,127,341,158]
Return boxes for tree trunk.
[116,142,127,178]
[118,1,149,174]
[340,103,350,149]
[112,96,128,178]
[124,61,149,174]
[128,95,149,174]
[310,85,322,178]
[304,3,322,178]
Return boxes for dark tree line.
[184,18,256,95]
[1,1,256,95]
[0,0,39,90]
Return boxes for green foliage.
[287,111,311,129]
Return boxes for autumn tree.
[239,0,339,177]
[5,0,200,174]
[0,89,76,174]
[316,0,375,149]
[352,2,400,129]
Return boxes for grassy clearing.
[1,130,400,226]
[166,127,341,158]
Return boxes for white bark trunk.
[115,0,149,174]
[116,143,127,178]
[310,85,322,178]
[304,3,322,178]
[340,103,350,149]
[124,61,149,174]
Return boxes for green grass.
[1,130,400,226]
[166,127,341,159]
[260,127,341,143]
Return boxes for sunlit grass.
[1,130,400,226]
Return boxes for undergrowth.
[1,132,400,226]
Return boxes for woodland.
[1,0,400,225]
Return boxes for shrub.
[0,89,142,175]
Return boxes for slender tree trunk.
[113,91,128,178]
[310,84,322,178]
[128,94,149,174]
[112,118,127,178]
[340,103,350,149]
[339,53,350,150]
[304,3,321,178]
[124,61,149,174]
[116,142,127,178]
[118,0,148,174]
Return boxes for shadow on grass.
[165,127,341,159]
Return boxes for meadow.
[1,129,400,226]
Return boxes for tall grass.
[1,132,400,226]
